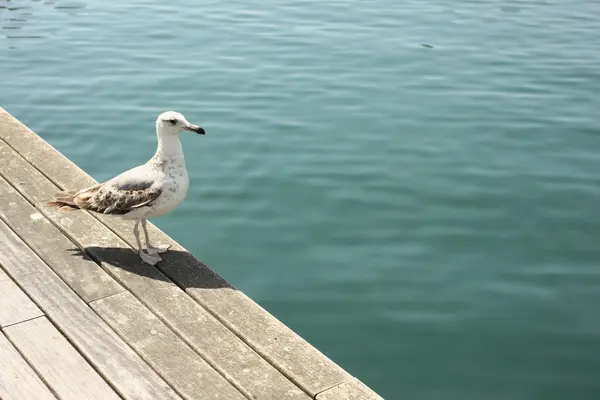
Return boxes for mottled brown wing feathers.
[49,183,161,215]
[75,184,162,215]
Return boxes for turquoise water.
[2,1,600,398]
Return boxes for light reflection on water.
[0,0,84,41]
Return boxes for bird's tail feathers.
[47,190,80,211]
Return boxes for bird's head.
[156,111,205,136]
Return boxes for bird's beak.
[185,124,205,135]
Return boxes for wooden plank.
[0,109,97,190]
[0,106,352,396]
[0,220,181,400]
[0,169,124,303]
[90,291,245,400]
[316,378,384,400]
[0,138,310,399]
[0,272,43,328]
[0,332,57,400]
[4,317,121,400]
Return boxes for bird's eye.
[167,119,177,125]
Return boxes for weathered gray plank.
[0,136,309,399]
[0,175,124,303]
[0,106,352,396]
[4,317,121,400]
[0,219,181,400]
[316,378,384,400]
[90,291,245,400]
[0,332,57,400]
[0,272,43,328]
[0,109,97,190]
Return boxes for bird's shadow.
[69,246,234,290]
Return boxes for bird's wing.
[73,165,162,215]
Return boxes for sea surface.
[2,1,600,398]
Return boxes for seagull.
[48,111,205,265]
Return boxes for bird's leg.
[142,219,171,255]
[134,220,162,266]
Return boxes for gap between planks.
[1,314,46,330]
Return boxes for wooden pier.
[0,107,383,400]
